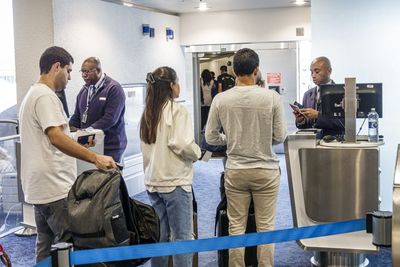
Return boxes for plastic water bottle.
[368,108,379,142]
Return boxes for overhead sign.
[267,72,281,84]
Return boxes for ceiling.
[103,0,310,15]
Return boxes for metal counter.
[299,148,378,222]
[284,131,378,264]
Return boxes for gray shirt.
[205,85,286,169]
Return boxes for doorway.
[186,42,305,153]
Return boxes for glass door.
[122,83,147,195]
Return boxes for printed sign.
[266,72,281,84]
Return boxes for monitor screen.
[320,83,382,118]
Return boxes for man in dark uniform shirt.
[294,56,344,137]
[69,57,127,163]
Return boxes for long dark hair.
[140,66,177,144]
[201,69,212,86]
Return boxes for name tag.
[99,97,107,101]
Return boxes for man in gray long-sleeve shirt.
[205,48,286,267]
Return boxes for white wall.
[311,0,400,210]
[13,0,54,107]
[13,0,188,195]
[180,7,310,45]
[257,49,297,133]
[53,0,186,110]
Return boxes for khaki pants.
[225,168,280,267]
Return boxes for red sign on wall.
[266,72,281,84]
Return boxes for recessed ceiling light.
[291,0,310,6]
[197,1,209,11]
[123,2,133,7]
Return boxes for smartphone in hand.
[293,101,304,108]
[77,134,96,145]
[289,103,306,117]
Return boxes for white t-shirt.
[19,83,77,204]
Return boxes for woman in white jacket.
[140,66,201,267]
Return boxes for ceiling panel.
[103,0,310,15]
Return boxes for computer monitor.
[320,83,382,118]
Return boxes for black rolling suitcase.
[215,172,258,267]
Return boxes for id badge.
[82,111,88,124]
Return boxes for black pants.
[201,106,210,130]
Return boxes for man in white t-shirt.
[19,46,116,263]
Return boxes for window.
[0,0,17,123]
[0,0,21,236]
[122,83,146,157]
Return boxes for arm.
[91,84,126,130]
[46,126,116,169]
[296,95,315,129]
[205,99,226,145]
[167,106,201,161]
[35,95,115,169]
[69,93,82,129]
[314,116,345,132]
[272,93,287,144]
[301,108,345,132]
[218,83,222,93]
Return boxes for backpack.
[68,168,160,266]
[220,74,235,92]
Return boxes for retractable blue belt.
[34,219,365,266]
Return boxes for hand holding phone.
[77,134,96,146]
[293,101,304,108]
[290,104,306,116]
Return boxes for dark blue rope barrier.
[67,218,365,265]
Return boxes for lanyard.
[82,78,105,124]
[86,85,96,107]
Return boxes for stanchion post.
[50,242,73,267]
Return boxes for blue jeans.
[147,187,193,267]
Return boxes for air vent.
[296,27,304,37]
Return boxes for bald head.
[312,57,331,69]
[310,56,332,86]
[83,57,102,70]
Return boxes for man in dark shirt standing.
[217,65,235,93]
[294,56,344,137]
[70,57,127,163]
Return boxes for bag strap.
[69,230,106,238]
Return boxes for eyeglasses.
[79,68,97,75]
